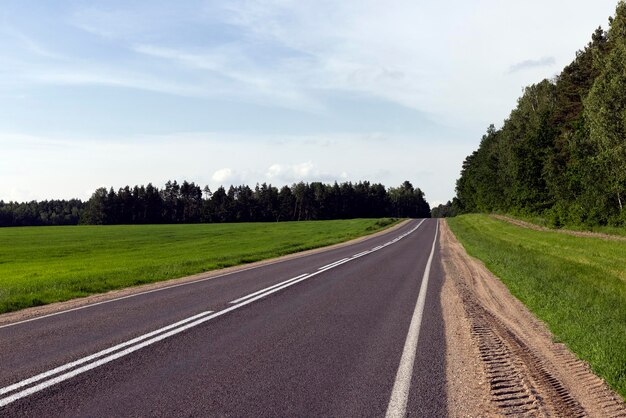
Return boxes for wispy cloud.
[69,5,190,40]
[508,56,556,74]
[0,2,572,125]
[0,26,62,59]
[0,0,620,206]
[28,69,205,97]
[132,43,321,110]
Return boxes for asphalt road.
[0,219,445,417]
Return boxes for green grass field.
[0,218,399,314]
[447,214,626,398]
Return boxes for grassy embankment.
[502,212,626,237]
[447,214,626,398]
[0,218,399,314]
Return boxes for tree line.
[430,201,458,218]
[0,180,431,227]
[0,200,84,227]
[455,1,626,226]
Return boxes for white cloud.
[131,43,322,110]
[508,57,557,74]
[5,1,619,128]
[0,131,473,204]
[217,0,618,128]
[293,162,313,177]
[266,164,282,179]
[0,0,621,207]
[212,168,234,184]
[264,161,336,184]
[31,70,179,91]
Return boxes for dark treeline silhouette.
[431,201,459,218]
[455,2,626,226]
[0,180,430,227]
[0,200,84,227]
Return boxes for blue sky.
[0,0,619,205]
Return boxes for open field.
[0,218,399,314]
[447,214,626,398]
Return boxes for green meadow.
[0,218,398,314]
[447,214,626,398]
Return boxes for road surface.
[0,219,445,417]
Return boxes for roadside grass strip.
[0,218,401,314]
[448,214,626,398]
[0,220,426,408]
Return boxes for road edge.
[0,219,411,327]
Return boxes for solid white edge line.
[0,221,419,330]
[385,220,439,418]
[228,273,308,304]
[0,219,429,408]
[225,221,424,305]
[0,310,214,397]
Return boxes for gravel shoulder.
[439,219,626,417]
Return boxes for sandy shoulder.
[439,219,626,417]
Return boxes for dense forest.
[455,2,626,226]
[0,180,430,227]
[430,201,458,218]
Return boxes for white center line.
[0,220,418,331]
[229,274,308,304]
[229,220,425,305]
[0,219,429,409]
[318,258,350,270]
[0,310,214,397]
[0,310,215,406]
[0,245,375,408]
[316,257,352,272]
[385,220,439,418]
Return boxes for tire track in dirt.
[440,219,626,417]
[467,295,585,416]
